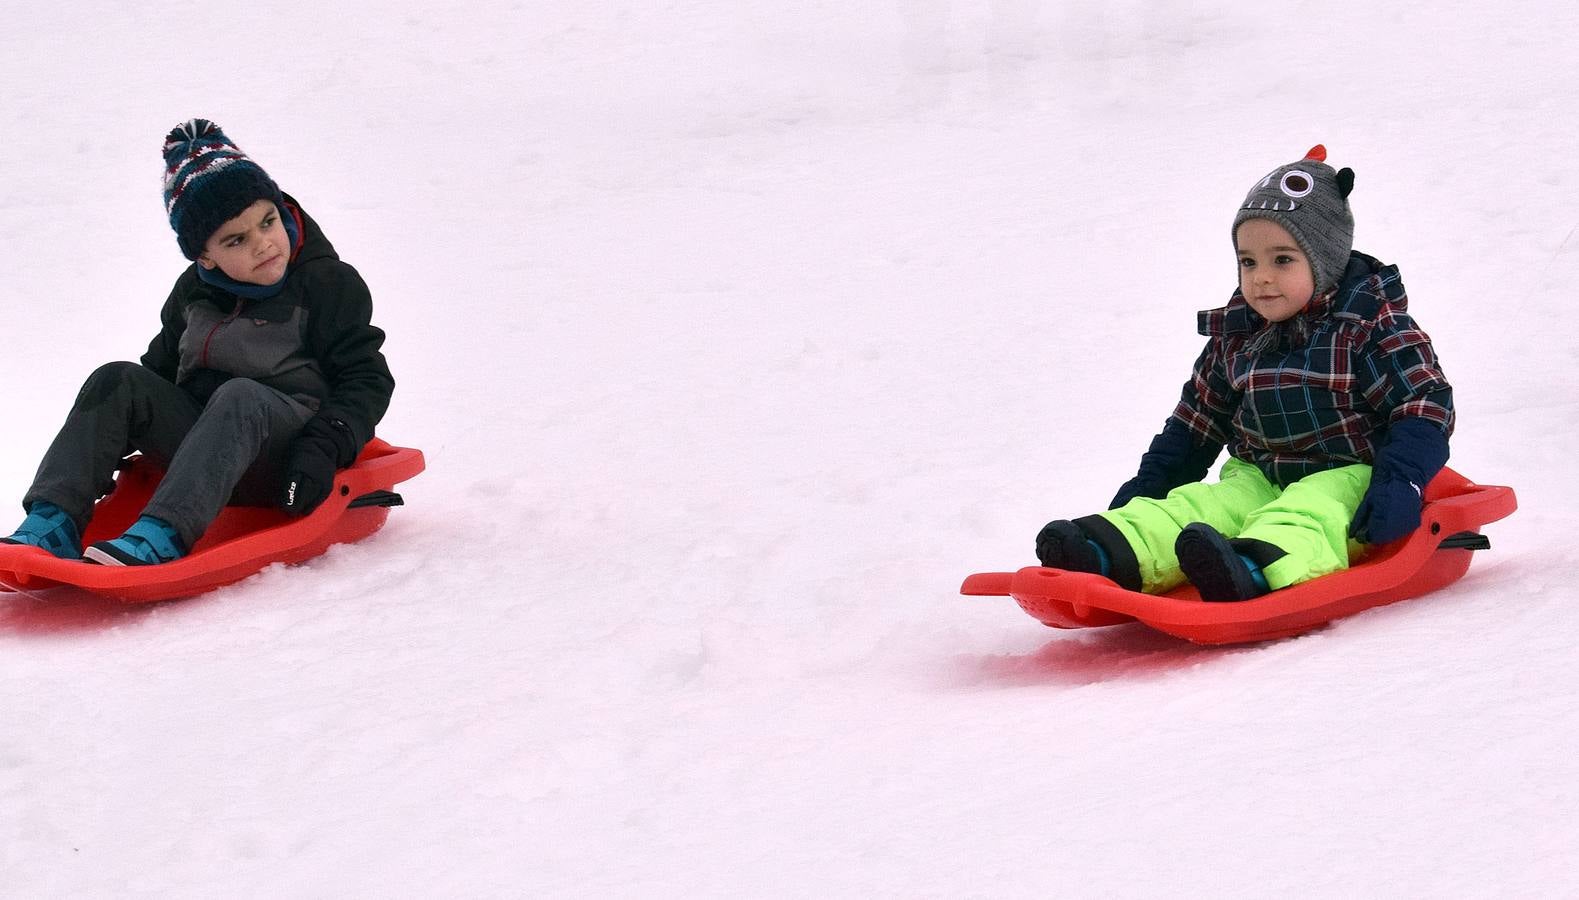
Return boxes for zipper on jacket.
[199,297,244,369]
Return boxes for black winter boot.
[1174,523,1279,602]
[1035,520,1105,573]
[1035,517,1145,592]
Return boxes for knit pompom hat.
[1232,145,1356,295]
[161,119,283,260]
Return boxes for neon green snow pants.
[1098,458,1372,594]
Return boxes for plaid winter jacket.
[1170,252,1454,487]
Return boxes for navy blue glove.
[1350,417,1450,544]
[1110,418,1223,509]
[281,417,358,516]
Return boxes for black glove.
[1110,418,1223,509]
[1349,417,1450,545]
[281,416,358,516]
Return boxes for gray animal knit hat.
[1232,145,1356,295]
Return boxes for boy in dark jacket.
[1,119,394,565]
[1036,146,1453,601]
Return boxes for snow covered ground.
[1,1,1576,896]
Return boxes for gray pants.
[24,362,315,550]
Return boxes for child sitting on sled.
[1035,145,1453,602]
[0,119,394,566]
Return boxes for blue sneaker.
[1,501,82,559]
[83,515,186,566]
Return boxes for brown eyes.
[1239,255,1298,268]
[224,218,276,248]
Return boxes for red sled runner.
[962,468,1516,645]
[0,438,424,603]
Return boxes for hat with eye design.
[1233,144,1356,295]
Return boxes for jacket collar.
[1198,251,1405,339]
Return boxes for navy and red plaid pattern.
[1171,253,1454,487]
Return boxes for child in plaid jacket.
[1037,146,1453,601]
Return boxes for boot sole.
[1,536,83,560]
[83,544,149,566]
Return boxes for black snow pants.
[22,361,315,551]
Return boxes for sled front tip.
[963,566,1139,630]
[961,572,1013,595]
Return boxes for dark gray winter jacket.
[141,196,395,462]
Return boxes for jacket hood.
[282,193,339,269]
[1327,251,1406,322]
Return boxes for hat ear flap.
[1336,167,1355,198]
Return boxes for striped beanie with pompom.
[161,119,283,260]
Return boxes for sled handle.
[1437,531,1490,551]
[348,490,404,509]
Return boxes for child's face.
[197,199,291,285]
[1235,217,1315,323]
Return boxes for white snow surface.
[1,2,1576,896]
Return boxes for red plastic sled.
[0,438,424,603]
[962,468,1516,645]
